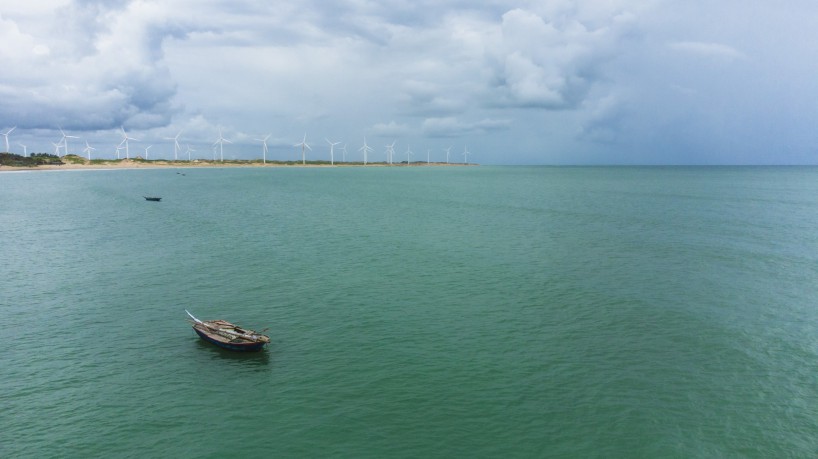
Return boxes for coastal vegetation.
[0,152,63,167]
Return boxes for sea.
[1,165,817,458]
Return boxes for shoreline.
[0,159,476,172]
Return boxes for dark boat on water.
[144,196,162,201]
[186,310,270,352]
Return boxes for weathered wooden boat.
[143,196,162,201]
[186,310,270,352]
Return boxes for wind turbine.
[341,144,347,162]
[83,140,96,160]
[52,141,63,156]
[18,143,27,156]
[359,137,373,165]
[405,145,413,165]
[1,126,15,153]
[294,133,311,165]
[185,144,196,161]
[115,144,122,159]
[214,128,231,162]
[444,146,452,164]
[255,134,271,164]
[463,145,470,164]
[59,128,79,156]
[120,126,138,159]
[385,140,396,165]
[164,130,182,161]
[427,149,430,165]
[326,139,340,165]
[144,145,152,159]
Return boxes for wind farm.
[0,125,477,170]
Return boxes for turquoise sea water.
[2,166,817,457]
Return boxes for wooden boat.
[143,196,162,201]
[186,310,270,352]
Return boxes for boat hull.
[193,328,267,352]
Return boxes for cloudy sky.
[1,0,817,165]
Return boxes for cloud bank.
[1,0,817,164]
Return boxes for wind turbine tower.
[359,138,373,165]
[255,134,271,164]
[186,145,196,161]
[445,146,452,164]
[214,128,232,162]
[83,140,96,160]
[294,133,311,165]
[326,139,340,165]
[405,145,413,165]
[341,144,347,162]
[1,126,15,153]
[144,145,152,159]
[164,130,183,161]
[120,126,139,159]
[385,141,396,165]
[59,128,79,156]
[18,143,27,156]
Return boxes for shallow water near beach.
[2,166,818,457]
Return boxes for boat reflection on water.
[193,338,272,366]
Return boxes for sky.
[1,0,817,165]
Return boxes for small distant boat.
[186,310,270,352]
[143,196,161,201]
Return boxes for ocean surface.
[2,166,817,457]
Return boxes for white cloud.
[370,121,412,137]
[578,93,628,143]
[0,1,185,130]
[422,117,511,137]
[483,7,638,109]
[669,41,747,60]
